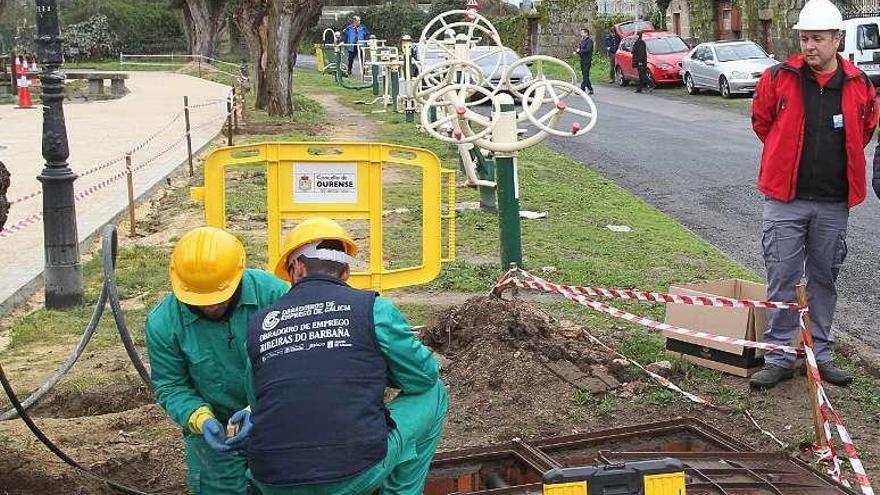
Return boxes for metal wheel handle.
[419,10,501,47]
[521,80,597,137]
[413,59,485,104]
[503,55,577,100]
[421,84,499,144]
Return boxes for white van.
[839,17,880,84]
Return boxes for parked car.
[680,40,778,98]
[417,45,532,96]
[839,17,880,84]
[614,31,689,87]
[611,19,654,40]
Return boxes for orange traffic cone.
[16,75,33,109]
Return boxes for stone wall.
[535,0,597,57]
[667,0,807,59]
[666,0,693,39]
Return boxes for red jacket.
[752,55,878,207]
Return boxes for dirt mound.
[30,381,154,419]
[0,404,186,494]
[422,296,630,448]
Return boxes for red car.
[614,31,690,87]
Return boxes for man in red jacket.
[750,0,878,389]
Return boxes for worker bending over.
[230,217,448,495]
[146,227,288,494]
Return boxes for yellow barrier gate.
[191,142,455,292]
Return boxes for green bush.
[348,4,428,45]
[61,0,186,54]
[64,14,119,61]
[494,14,529,54]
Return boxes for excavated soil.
[2,294,880,492]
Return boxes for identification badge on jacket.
[832,114,844,129]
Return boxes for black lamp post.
[35,0,82,309]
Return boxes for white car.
[839,17,880,85]
[679,40,778,98]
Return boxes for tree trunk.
[234,0,269,109]
[181,0,228,58]
[265,0,322,117]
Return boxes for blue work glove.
[202,418,232,453]
[225,408,253,451]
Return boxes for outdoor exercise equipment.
[417,10,598,268]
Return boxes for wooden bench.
[63,71,129,97]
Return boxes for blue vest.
[247,274,389,486]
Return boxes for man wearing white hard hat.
[751,0,878,389]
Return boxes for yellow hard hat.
[273,218,358,282]
[170,227,246,306]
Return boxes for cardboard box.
[663,279,769,377]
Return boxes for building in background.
[597,0,656,17]
[667,0,880,59]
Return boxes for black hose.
[0,224,152,420]
[0,361,151,494]
[101,224,152,388]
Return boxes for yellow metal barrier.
[441,168,456,263]
[191,142,452,292]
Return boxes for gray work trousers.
[761,198,849,367]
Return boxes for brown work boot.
[750,364,794,389]
[817,361,853,386]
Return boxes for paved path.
[0,72,231,313]
[546,84,880,355]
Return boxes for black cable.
[101,224,153,389]
[1,225,153,421]
[0,362,151,494]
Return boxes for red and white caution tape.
[1,124,193,239]
[494,269,790,449]
[801,312,874,495]
[0,212,44,239]
[496,270,804,357]
[503,267,800,310]
[128,110,185,155]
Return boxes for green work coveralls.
[146,269,289,495]
[246,296,448,495]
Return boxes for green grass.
[5,244,169,350]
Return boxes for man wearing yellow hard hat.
[225,217,448,495]
[145,227,289,494]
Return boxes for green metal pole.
[335,49,343,85]
[371,63,380,96]
[495,154,522,267]
[492,97,523,268]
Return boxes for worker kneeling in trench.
[145,227,290,494]
[223,217,449,495]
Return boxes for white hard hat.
[792,0,843,31]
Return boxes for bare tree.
[264,0,322,116]
[176,0,228,57]
[234,0,269,109]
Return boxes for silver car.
[679,40,778,98]
[418,46,532,95]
